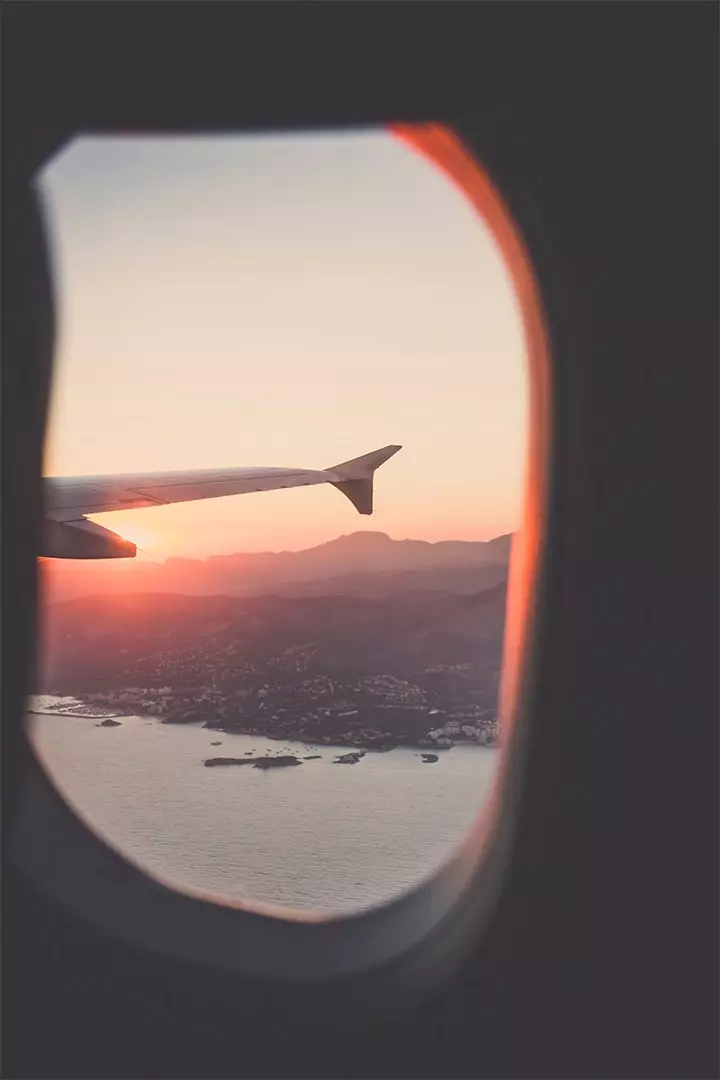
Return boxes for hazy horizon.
[41,526,514,570]
[141,525,511,560]
[39,128,528,558]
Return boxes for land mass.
[37,532,510,751]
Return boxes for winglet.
[327,445,402,515]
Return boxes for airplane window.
[27,128,528,916]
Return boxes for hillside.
[253,562,508,599]
[39,580,508,692]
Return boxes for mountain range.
[39,530,513,604]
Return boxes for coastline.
[26,697,122,722]
[29,691,499,753]
[27,709,122,720]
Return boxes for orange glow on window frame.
[390,122,552,752]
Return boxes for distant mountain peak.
[485,533,513,551]
[328,531,393,548]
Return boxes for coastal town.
[65,659,500,752]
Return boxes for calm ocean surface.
[27,696,499,914]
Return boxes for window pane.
[29,128,528,915]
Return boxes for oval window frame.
[10,121,552,995]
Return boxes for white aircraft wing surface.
[41,445,402,559]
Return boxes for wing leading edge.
[41,445,402,559]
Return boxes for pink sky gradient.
[39,129,528,558]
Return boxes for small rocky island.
[204,755,302,769]
[333,751,365,765]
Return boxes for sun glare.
[91,516,162,557]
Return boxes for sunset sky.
[38,128,528,559]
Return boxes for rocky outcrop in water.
[333,751,365,765]
[204,755,302,769]
[98,718,121,727]
[204,757,254,767]
[252,755,302,769]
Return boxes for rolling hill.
[39,580,508,692]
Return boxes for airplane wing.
[41,445,402,559]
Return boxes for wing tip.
[329,444,402,515]
[328,444,403,478]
